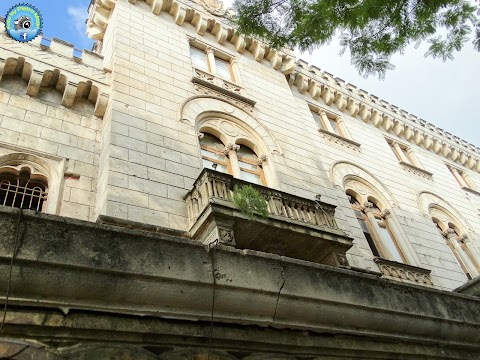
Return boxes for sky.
[1,0,478,147]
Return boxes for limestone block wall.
[290,90,480,290]
[92,0,480,290]
[0,29,107,221]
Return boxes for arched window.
[199,132,266,186]
[431,210,479,279]
[348,192,405,263]
[0,165,48,212]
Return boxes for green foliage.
[231,0,480,79]
[232,184,269,219]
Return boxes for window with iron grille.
[0,167,48,212]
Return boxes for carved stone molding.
[257,154,268,166]
[361,202,373,213]
[192,82,255,113]
[318,129,361,151]
[374,258,433,286]
[198,0,227,16]
[443,228,457,238]
[224,143,240,156]
[381,209,391,219]
[400,162,433,180]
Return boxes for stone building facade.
[1,0,480,358]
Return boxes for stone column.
[392,142,409,163]
[224,143,240,178]
[443,229,478,277]
[362,202,391,259]
[406,148,422,168]
[449,166,468,187]
[206,46,216,74]
[336,117,351,138]
[381,209,421,266]
[319,111,335,133]
[459,234,480,277]
[230,58,241,84]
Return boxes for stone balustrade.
[185,169,338,230]
[185,169,350,265]
[374,257,433,286]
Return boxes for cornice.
[289,63,480,173]
[86,0,480,173]
[87,0,296,74]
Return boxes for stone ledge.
[399,161,433,180]
[374,257,433,286]
[463,186,480,197]
[318,129,361,151]
[0,206,480,352]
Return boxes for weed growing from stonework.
[232,184,269,219]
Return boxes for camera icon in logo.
[5,4,42,42]
[14,16,32,30]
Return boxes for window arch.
[0,164,48,211]
[199,132,266,186]
[418,192,480,279]
[430,205,479,279]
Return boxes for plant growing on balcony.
[232,184,269,219]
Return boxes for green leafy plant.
[232,184,269,219]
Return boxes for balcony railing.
[185,169,353,266]
[186,169,339,230]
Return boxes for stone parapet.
[0,206,480,359]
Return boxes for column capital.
[362,202,373,213]
[257,154,268,166]
[442,228,456,238]
[224,143,240,156]
[205,46,215,54]
[458,234,469,243]
[381,209,392,219]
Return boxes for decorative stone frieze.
[192,79,255,113]
[198,0,227,16]
[400,161,434,180]
[319,128,361,151]
[374,258,433,286]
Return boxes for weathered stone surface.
[0,208,480,359]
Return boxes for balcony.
[185,169,354,266]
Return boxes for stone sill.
[463,186,480,197]
[374,257,432,275]
[399,161,433,180]
[318,129,361,150]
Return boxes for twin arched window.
[348,192,405,263]
[199,133,266,185]
[431,211,479,279]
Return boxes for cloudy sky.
[1,0,478,146]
